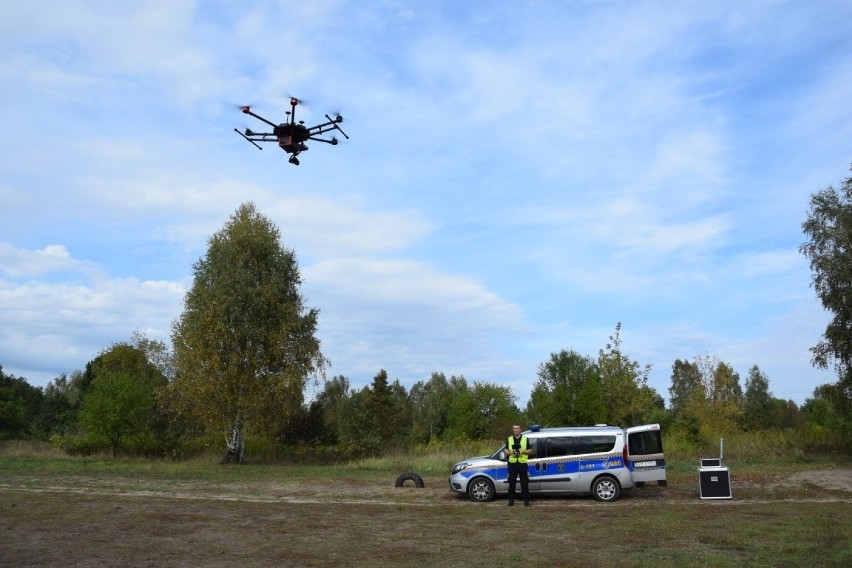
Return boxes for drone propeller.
[285,92,311,107]
[325,113,349,140]
[226,100,257,112]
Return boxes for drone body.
[234,97,348,165]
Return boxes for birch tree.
[170,203,327,463]
[800,168,852,426]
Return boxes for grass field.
[0,443,850,567]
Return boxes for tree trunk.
[220,420,246,464]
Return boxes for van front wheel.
[591,476,621,502]
[468,478,495,502]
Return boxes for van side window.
[545,437,574,458]
[526,438,538,457]
[628,430,663,455]
[577,435,616,454]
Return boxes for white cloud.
[0,244,81,278]
[0,275,184,384]
[304,256,531,386]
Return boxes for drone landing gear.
[288,155,300,166]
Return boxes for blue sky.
[1,0,850,406]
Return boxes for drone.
[234,97,348,165]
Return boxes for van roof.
[524,425,623,436]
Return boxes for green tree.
[668,359,704,415]
[339,371,413,449]
[690,354,742,436]
[710,361,742,406]
[526,350,604,427]
[597,323,656,426]
[78,371,151,456]
[800,167,852,427]
[76,341,169,456]
[666,358,706,440]
[0,365,43,440]
[389,378,413,443]
[36,374,75,436]
[711,361,743,433]
[170,203,327,463]
[35,370,91,438]
[364,369,396,442]
[772,398,804,430]
[801,394,843,431]
[445,381,517,440]
[741,365,773,431]
[311,375,352,445]
[337,387,375,454]
[409,372,460,442]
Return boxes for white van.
[448,424,666,503]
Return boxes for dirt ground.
[4,467,848,505]
[1,467,850,567]
[787,468,852,492]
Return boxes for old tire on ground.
[395,472,425,488]
[468,477,496,502]
[591,475,621,502]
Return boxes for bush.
[50,433,103,456]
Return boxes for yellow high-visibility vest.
[507,435,529,463]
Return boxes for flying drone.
[234,97,348,165]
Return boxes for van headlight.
[451,463,469,474]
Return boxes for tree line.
[0,326,844,459]
[2,171,851,460]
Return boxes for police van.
[448,424,666,503]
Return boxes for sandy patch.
[787,468,852,492]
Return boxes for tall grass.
[346,439,500,477]
[6,427,848,475]
[662,427,850,462]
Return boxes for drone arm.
[325,114,349,140]
[234,128,263,150]
[306,116,350,140]
[240,107,278,128]
[307,136,339,145]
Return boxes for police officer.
[504,424,532,506]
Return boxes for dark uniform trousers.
[507,460,530,503]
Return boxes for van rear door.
[625,424,667,485]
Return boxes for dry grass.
[1,451,850,567]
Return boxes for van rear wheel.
[468,477,495,502]
[591,476,621,502]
